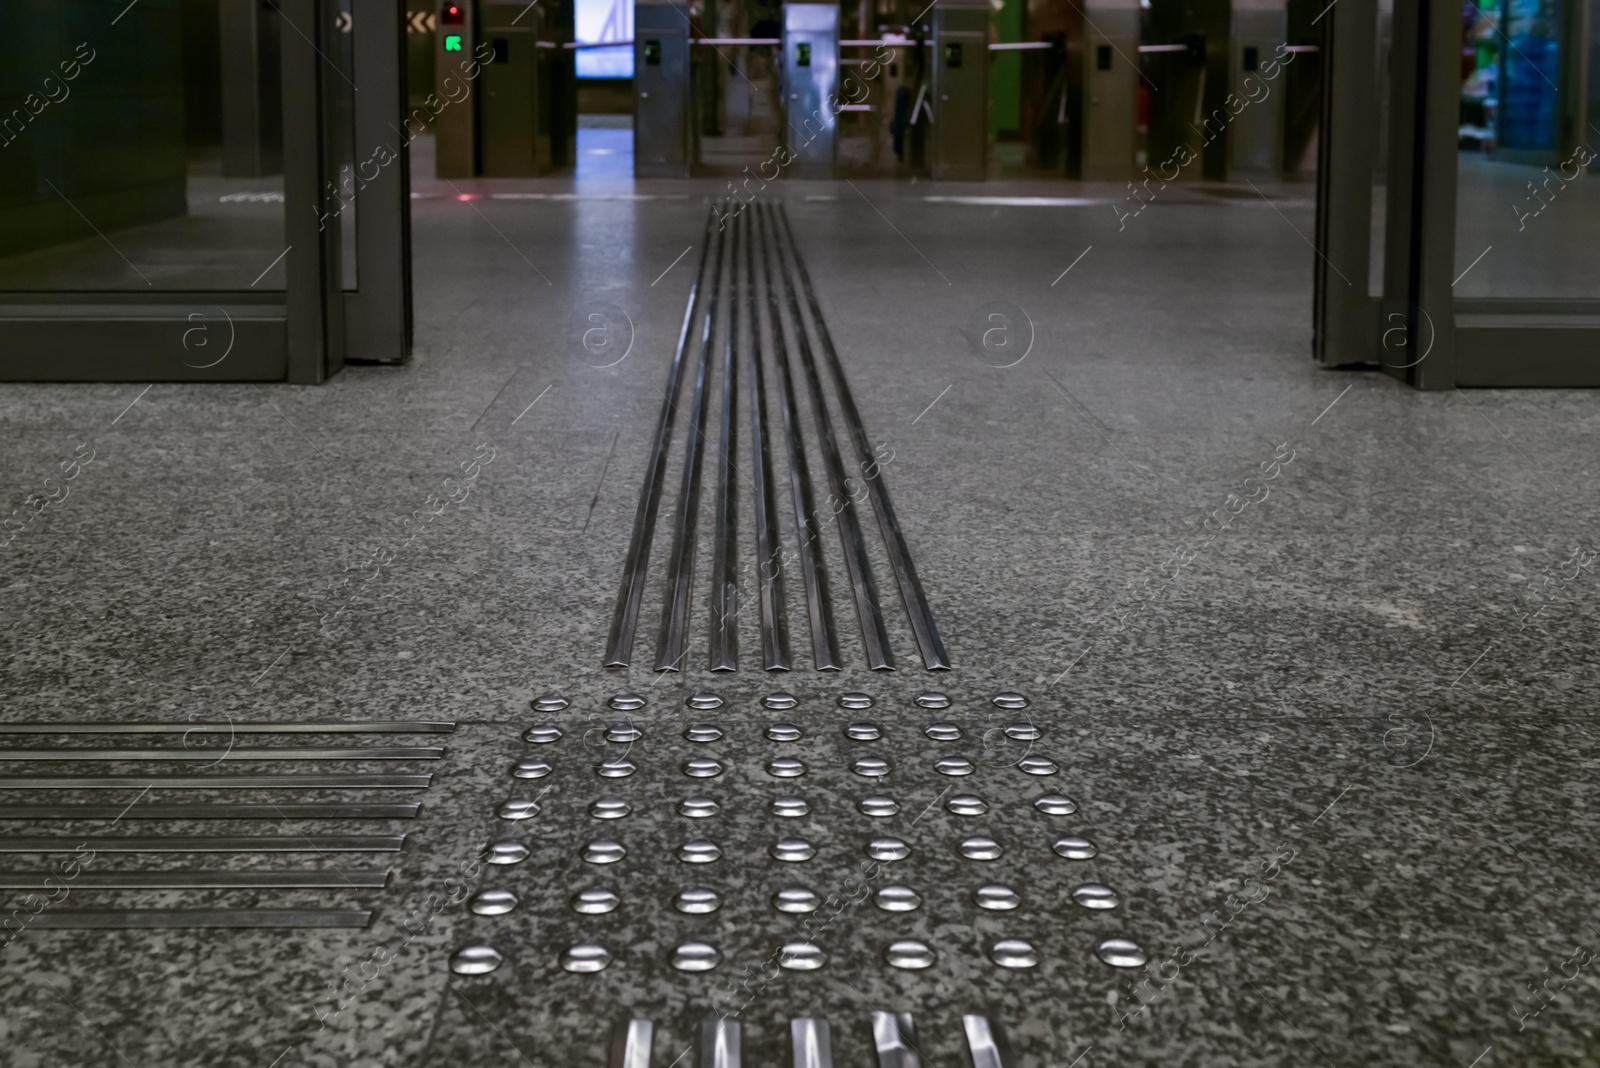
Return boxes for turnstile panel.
[783,3,840,177]
[635,0,695,176]
[931,1,988,180]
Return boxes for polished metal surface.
[0,870,390,890]
[781,2,840,176]
[962,1015,1006,1068]
[763,691,798,709]
[866,837,910,861]
[655,218,727,672]
[858,795,899,817]
[1017,756,1058,776]
[838,692,874,709]
[915,691,950,709]
[450,945,505,976]
[0,835,405,853]
[468,889,520,916]
[0,721,456,734]
[687,692,724,710]
[0,774,432,789]
[873,885,921,912]
[885,940,935,969]
[743,205,793,671]
[29,909,372,930]
[611,691,647,711]
[0,803,420,820]
[708,210,741,673]
[1094,937,1148,968]
[698,1017,741,1068]
[572,887,621,914]
[765,723,803,741]
[930,0,990,181]
[924,723,962,741]
[562,943,613,973]
[633,0,695,177]
[679,838,722,863]
[609,1018,654,1068]
[771,836,816,862]
[498,797,541,820]
[988,939,1038,969]
[683,757,724,778]
[777,206,951,670]
[524,725,563,744]
[974,884,1021,910]
[790,1017,833,1068]
[484,839,531,865]
[781,942,827,970]
[531,692,570,712]
[678,796,720,818]
[1072,883,1120,909]
[934,757,974,777]
[772,796,810,817]
[773,886,820,913]
[1034,793,1077,815]
[992,692,1029,710]
[606,725,645,743]
[766,756,806,778]
[0,747,444,761]
[851,756,890,777]
[605,211,716,668]
[512,758,553,779]
[755,202,840,671]
[845,722,883,741]
[959,836,1002,861]
[597,757,639,778]
[672,941,722,972]
[589,797,631,820]
[583,840,627,864]
[946,794,987,816]
[675,886,722,914]
[871,1011,922,1068]
[684,724,724,742]
[1052,836,1098,860]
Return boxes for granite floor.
[1,144,1599,1068]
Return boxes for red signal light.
[442,4,466,25]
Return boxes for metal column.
[1228,0,1287,175]
[1077,0,1138,179]
[782,3,840,178]
[635,0,696,177]
[930,0,989,180]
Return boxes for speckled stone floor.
[1,141,1599,1067]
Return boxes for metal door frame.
[1316,0,1600,387]
[0,0,411,384]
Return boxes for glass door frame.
[1315,0,1600,388]
[0,0,411,385]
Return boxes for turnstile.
[930,0,988,180]
[634,0,697,177]
[1070,0,1138,179]
[1228,0,1286,175]
[434,0,576,178]
[782,3,840,178]
[219,0,283,177]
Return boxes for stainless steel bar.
[707,208,741,672]
[25,909,372,929]
[756,203,840,671]
[605,209,719,668]
[608,1019,654,1068]
[654,215,729,672]
[961,1016,1005,1068]
[776,205,951,670]
[0,870,391,889]
[0,803,422,820]
[767,202,895,671]
[698,1017,741,1068]
[871,1012,922,1068]
[790,1018,834,1068]
[0,774,432,789]
[0,748,444,761]
[0,836,405,852]
[746,203,792,671]
[0,722,456,734]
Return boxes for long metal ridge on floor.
[0,870,392,889]
[0,803,422,820]
[743,205,793,671]
[25,909,373,929]
[604,208,718,668]
[0,835,405,852]
[655,215,728,672]
[0,747,445,761]
[0,774,433,789]
[766,201,895,671]
[778,204,952,670]
[0,721,457,734]
[757,202,840,670]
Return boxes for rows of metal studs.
[449,690,1149,978]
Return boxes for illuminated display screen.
[576,0,633,78]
